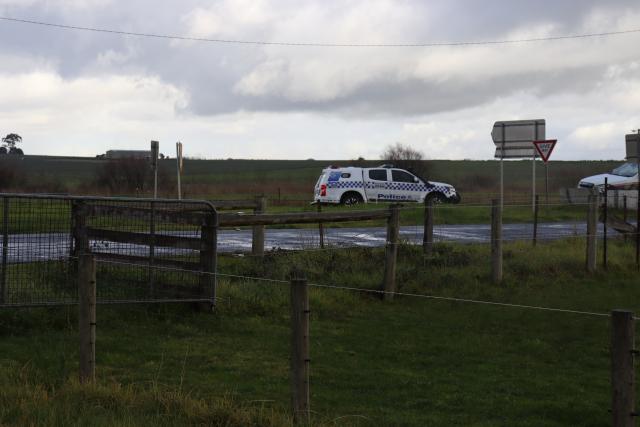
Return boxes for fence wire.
[0,194,218,307]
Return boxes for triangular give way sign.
[533,140,557,163]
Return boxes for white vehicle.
[578,162,639,192]
[314,165,460,205]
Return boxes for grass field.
[0,155,622,234]
[0,155,621,202]
[1,238,639,425]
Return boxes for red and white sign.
[533,139,557,163]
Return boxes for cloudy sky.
[0,0,639,160]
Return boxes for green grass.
[2,155,625,233]
[3,155,622,197]
[1,238,639,425]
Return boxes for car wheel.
[341,192,363,206]
[425,192,446,205]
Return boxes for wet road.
[1,221,611,264]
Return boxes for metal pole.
[533,122,538,213]
[491,199,503,283]
[604,177,608,270]
[587,195,598,273]
[636,130,639,269]
[545,162,549,205]
[533,194,539,247]
[501,123,505,209]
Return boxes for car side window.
[391,170,416,183]
[368,169,388,181]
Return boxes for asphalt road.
[1,221,612,264]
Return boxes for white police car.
[314,165,460,205]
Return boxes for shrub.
[94,158,174,195]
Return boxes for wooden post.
[1,197,8,304]
[491,199,503,284]
[317,203,325,249]
[199,213,218,308]
[383,204,400,301]
[252,196,266,257]
[586,194,598,273]
[623,195,628,243]
[611,310,635,427]
[71,200,89,256]
[149,200,156,296]
[78,253,96,384]
[423,198,434,256]
[533,194,539,247]
[290,272,310,424]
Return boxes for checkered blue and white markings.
[327,181,365,189]
[363,181,455,194]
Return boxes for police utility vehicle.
[314,165,460,205]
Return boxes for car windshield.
[611,162,639,177]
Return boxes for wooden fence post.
[78,253,96,384]
[290,271,310,424]
[1,196,8,304]
[317,203,325,249]
[149,200,156,296]
[623,195,628,243]
[252,196,266,257]
[586,194,598,273]
[71,200,89,256]
[611,310,635,427]
[423,198,434,256]
[491,199,503,284]
[533,194,539,247]
[383,204,400,301]
[199,213,218,309]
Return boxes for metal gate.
[0,194,218,307]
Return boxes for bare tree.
[380,142,427,177]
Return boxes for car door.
[365,168,390,201]
[390,169,421,201]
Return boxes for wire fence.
[0,194,218,306]
[1,192,638,307]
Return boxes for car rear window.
[368,169,387,181]
[392,170,415,183]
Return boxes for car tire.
[425,192,447,205]
[341,192,363,206]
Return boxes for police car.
[314,165,460,205]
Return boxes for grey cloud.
[0,0,638,120]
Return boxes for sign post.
[533,139,558,204]
[150,140,159,199]
[176,142,184,200]
[492,119,546,209]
